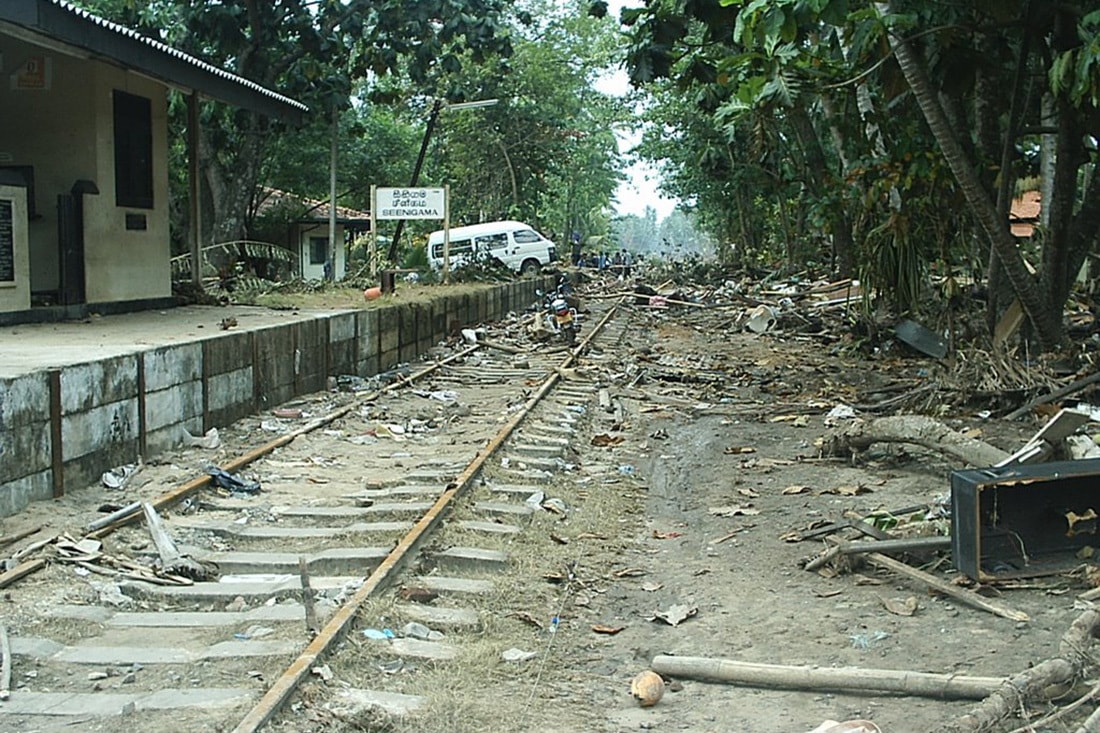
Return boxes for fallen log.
[822,415,1010,467]
[935,609,1100,733]
[650,655,1003,700]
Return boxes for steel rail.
[231,301,622,733]
[85,344,483,540]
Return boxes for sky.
[599,1,680,222]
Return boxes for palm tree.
[875,1,1061,351]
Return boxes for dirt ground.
[2,289,1097,733]
[415,302,1088,733]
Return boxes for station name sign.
[375,187,445,220]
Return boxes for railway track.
[2,297,629,733]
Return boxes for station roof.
[0,0,308,123]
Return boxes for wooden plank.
[866,552,1029,622]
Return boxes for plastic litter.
[745,304,778,333]
[362,628,395,641]
[182,427,221,449]
[205,465,261,494]
[101,463,139,490]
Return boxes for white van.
[427,220,557,276]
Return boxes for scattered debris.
[142,503,217,581]
[502,648,538,663]
[649,604,698,627]
[591,624,625,635]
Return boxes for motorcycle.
[534,277,580,345]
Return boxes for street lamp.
[385,98,499,262]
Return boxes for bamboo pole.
[651,655,1004,700]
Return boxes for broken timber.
[866,552,1028,622]
[650,655,1003,700]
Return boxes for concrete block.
[61,398,138,461]
[433,546,508,572]
[332,688,426,718]
[357,309,380,377]
[0,469,52,517]
[396,603,481,630]
[457,520,522,535]
[413,575,494,595]
[475,502,536,520]
[206,366,252,412]
[296,319,327,392]
[0,372,49,427]
[202,640,298,659]
[144,380,202,432]
[203,331,251,375]
[53,645,192,665]
[329,311,356,341]
[177,519,411,540]
[378,310,399,354]
[512,443,565,458]
[502,454,561,471]
[195,547,390,576]
[143,343,201,391]
[272,502,431,519]
[59,355,138,412]
[0,419,50,483]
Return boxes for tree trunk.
[877,2,1062,351]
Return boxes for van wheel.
[521,259,541,277]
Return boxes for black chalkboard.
[0,199,13,283]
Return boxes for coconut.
[630,670,665,707]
